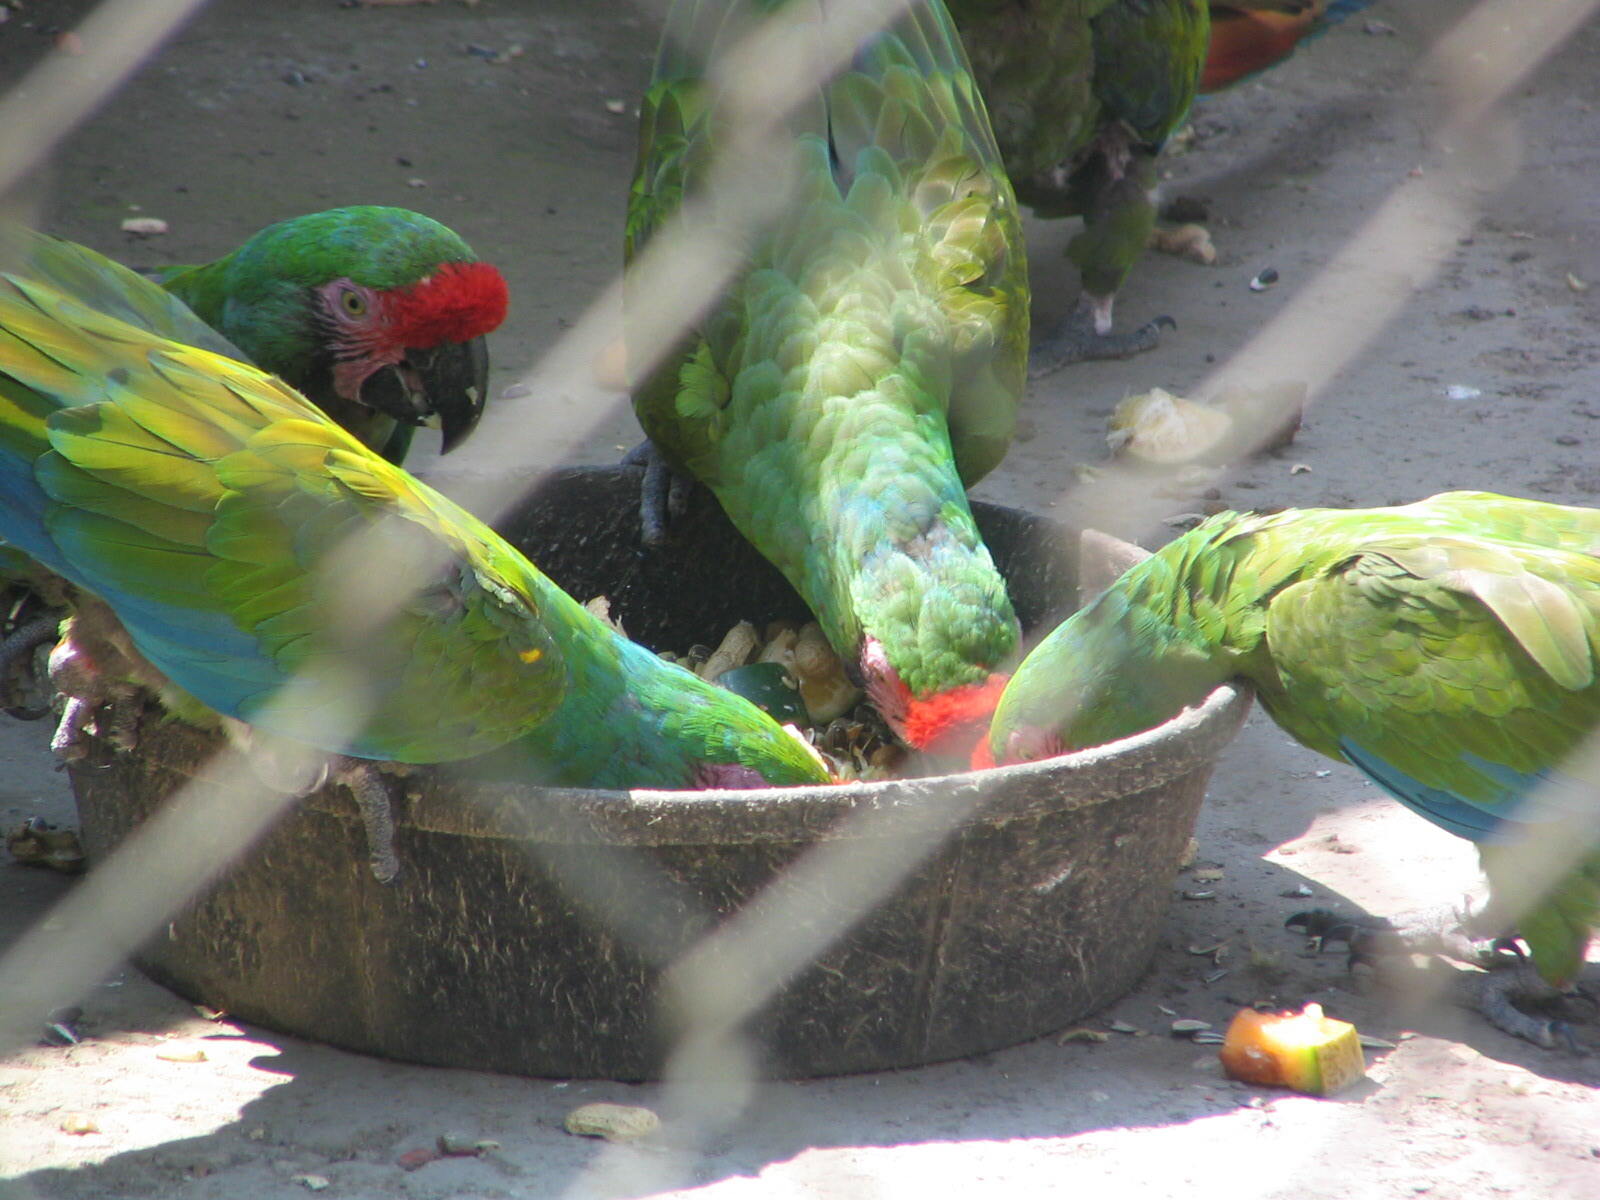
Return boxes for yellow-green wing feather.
[1,274,566,761]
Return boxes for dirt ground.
[3,1,1600,1197]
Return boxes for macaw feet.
[0,607,63,721]
[330,756,404,886]
[1027,295,1174,379]
[1453,964,1584,1052]
[1286,908,1400,966]
[46,635,141,760]
[1287,903,1510,971]
[1289,907,1587,1050]
[621,438,694,546]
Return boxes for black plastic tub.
[69,467,1249,1079]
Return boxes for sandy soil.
[3,1,1600,1197]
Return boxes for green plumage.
[0,210,502,723]
[628,0,1027,728]
[150,205,493,464]
[989,492,1600,986]
[0,269,828,789]
[948,0,1209,310]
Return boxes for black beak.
[357,335,490,454]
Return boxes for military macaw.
[144,205,509,461]
[1202,1,1378,93]
[626,0,1029,757]
[0,210,509,724]
[983,492,1600,1048]
[946,0,1210,373]
[0,263,831,874]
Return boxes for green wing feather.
[0,270,831,788]
[0,273,566,761]
[1088,0,1210,148]
[1402,490,1600,556]
[944,0,1208,306]
[0,227,243,361]
[1259,530,1600,985]
[1256,533,1600,797]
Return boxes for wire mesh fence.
[1,0,1598,1196]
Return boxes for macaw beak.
[357,335,489,454]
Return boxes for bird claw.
[0,608,63,720]
[44,630,144,757]
[1487,935,1528,962]
[1285,908,1390,961]
[331,756,401,885]
[1553,1021,1585,1055]
[1289,902,1518,971]
[46,688,140,759]
[1285,908,1351,944]
[50,696,99,761]
[1293,909,1588,1051]
[622,438,694,545]
[1027,298,1174,378]
[1457,964,1587,1052]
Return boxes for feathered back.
[626,1,1026,722]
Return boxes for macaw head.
[858,635,1011,761]
[978,581,1226,770]
[189,206,509,453]
[307,259,506,452]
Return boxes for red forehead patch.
[901,673,1010,755]
[381,261,509,350]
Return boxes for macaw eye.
[339,289,367,317]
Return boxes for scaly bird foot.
[1453,963,1583,1051]
[330,756,403,885]
[1287,904,1512,972]
[241,742,403,884]
[1289,908,1586,1050]
[46,635,140,759]
[0,608,63,720]
[1028,295,1174,379]
[622,438,694,545]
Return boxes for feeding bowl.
[68,467,1249,1080]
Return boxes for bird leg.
[1091,123,1135,184]
[1452,963,1580,1051]
[329,756,404,886]
[0,608,63,720]
[240,743,405,885]
[1027,145,1171,378]
[1028,295,1175,378]
[1289,906,1585,1050]
[622,438,695,545]
[46,630,141,760]
[1288,903,1510,970]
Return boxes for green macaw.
[945,0,1210,372]
[627,0,1029,756]
[144,205,509,462]
[982,492,1600,1047]
[0,210,509,720]
[0,262,830,871]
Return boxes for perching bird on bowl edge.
[981,492,1600,1049]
